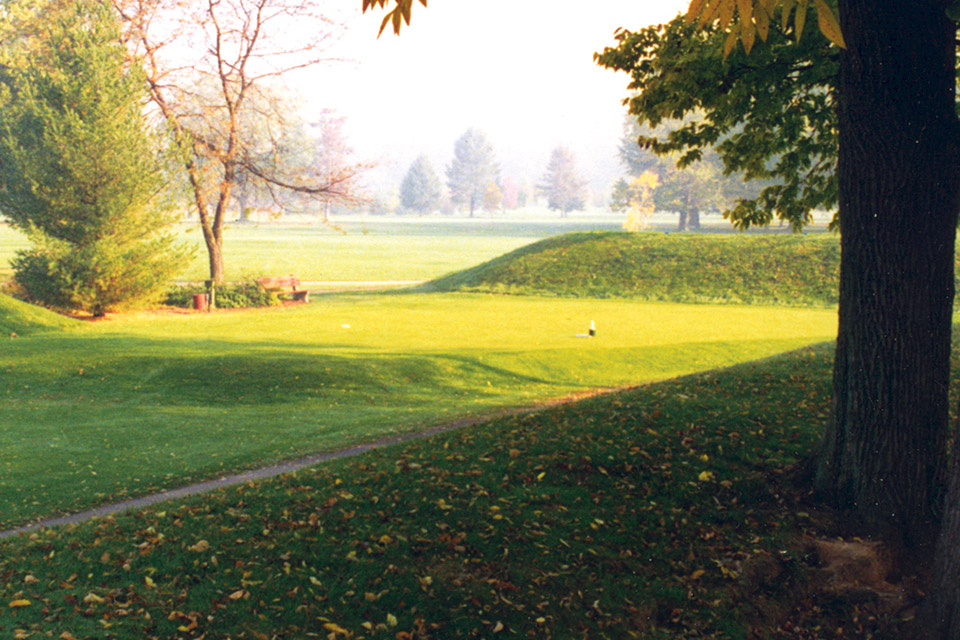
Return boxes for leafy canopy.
[684,0,845,57]
[596,11,839,229]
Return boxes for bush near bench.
[163,280,281,309]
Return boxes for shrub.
[14,234,183,316]
[164,281,281,309]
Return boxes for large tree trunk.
[926,430,960,636]
[688,209,700,230]
[813,0,960,548]
[678,209,688,231]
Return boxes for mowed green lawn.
[0,293,836,529]
[0,219,624,283]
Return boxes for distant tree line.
[397,129,589,217]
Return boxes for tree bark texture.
[926,428,960,636]
[204,233,225,286]
[814,0,960,547]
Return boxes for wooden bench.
[257,276,310,303]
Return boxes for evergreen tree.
[0,0,187,316]
[399,155,444,214]
[537,146,587,217]
[446,129,499,217]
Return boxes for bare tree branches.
[112,0,368,282]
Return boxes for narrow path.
[0,388,623,540]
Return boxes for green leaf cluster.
[0,0,189,315]
[596,12,838,229]
[163,281,281,309]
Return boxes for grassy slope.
[426,231,843,306]
[1,341,925,638]
[0,294,837,529]
[0,293,76,336]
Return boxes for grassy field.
[428,231,843,306]
[0,219,627,283]
[0,293,837,530]
[9,220,932,636]
[3,339,935,638]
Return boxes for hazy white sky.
[304,1,690,195]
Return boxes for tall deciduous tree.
[823,0,960,619]
[399,155,444,214]
[0,0,186,316]
[312,111,365,222]
[446,128,500,217]
[677,0,959,546]
[113,0,368,285]
[619,0,960,633]
[537,146,587,217]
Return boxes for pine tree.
[0,0,188,316]
[538,147,586,217]
[446,129,499,217]
[399,155,444,214]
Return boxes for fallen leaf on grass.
[188,539,210,553]
[8,599,31,608]
[322,622,350,635]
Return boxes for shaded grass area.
[1,342,911,638]
[0,294,836,529]
[425,231,843,307]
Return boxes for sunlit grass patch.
[0,294,836,528]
